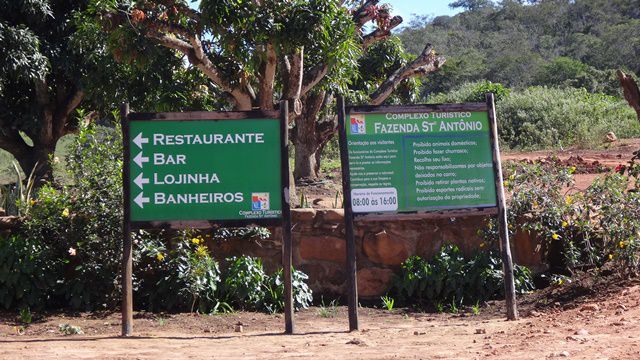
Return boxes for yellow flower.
[533,201,539,207]
[608,254,613,260]
[61,208,70,217]
[551,233,560,240]
[195,245,208,258]
[562,221,568,228]
[568,166,576,174]
[565,195,573,205]
[156,253,165,261]
[509,174,515,181]
[558,279,564,285]
[479,242,486,248]
[503,180,510,187]
[619,241,625,249]
[508,224,514,230]
[30,199,37,206]
[191,237,201,245]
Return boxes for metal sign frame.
[337,94,518,331]
[120,102,294,336]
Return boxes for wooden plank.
[486,93,518,321]
[130,218,282,230]
[354,207,499,222]
[337,95,360,332]
[280,101,295,334]
[347,103,487,115]
[120,103,134,337]
[128,110,280,121]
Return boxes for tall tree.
[101,0,445,180]
[0,0,215,182]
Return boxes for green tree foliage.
[0,0,215,182]
[99,0,445,179]
[399,0,640,95]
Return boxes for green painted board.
[345,110,497,214]
[127,119,282,222]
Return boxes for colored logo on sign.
[251,193,270,210]
[350,115,366,134]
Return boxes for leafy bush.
[135,233,223,313]
[0,234,57,309]
[503,160,640,276]
[263,268,313,313]
[428,80,510,104]
[221,256,267,310]
[392,245,534,309]
[496,87,638,150]
[17,122,123,310]
[220,256,313,313]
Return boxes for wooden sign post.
[120,102,295,336]
[337,94,518,327]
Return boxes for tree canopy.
[100,0,445,179]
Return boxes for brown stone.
[363,230,409,265]
[357,268,394,298]
[299,236,346,264]
[292,208,316,222]
[319,209,344,222]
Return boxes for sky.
[386,0,461,24]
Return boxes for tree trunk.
[1,135,57,185]
[292,92,325,180]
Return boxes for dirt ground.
[1,275,640,359]
[2,140,639,359]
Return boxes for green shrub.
[496,87,638,150]
[18,122,123,310]
[0,234,57,309]
[503,160,640,276]
[221,256,267,310]
[135,233,223,313]
[428,80,510,104]
[263,268,313,313]
[392,245,534,309]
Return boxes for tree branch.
[282,48,304,114]
[362,16,403,48]
[57,88,85,137]
[617,70,640,122]
[352,0,380,28]
[369,44,446,105]
[258,43,277,110]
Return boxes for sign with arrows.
[124,111,284,227]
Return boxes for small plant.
[435,302,444,313]
[317,298,339,318]
[299,191,310,208]
[381,295,395,311]
[58,323,84,335]
[157,317,166,326]
[449,297,459,314]
[331,190,343,208]
[471,301,481,316]
[18,307,32,324]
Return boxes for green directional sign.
[126,118,282,223]
[345,109,497,214]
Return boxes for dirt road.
[2,279,639,359]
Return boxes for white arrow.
[134,173,150,190]
[133,132,149,149]
[134,192,150,208]
[133,152,149,168]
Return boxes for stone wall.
[206,209,544,300]
[0,210,543,299]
